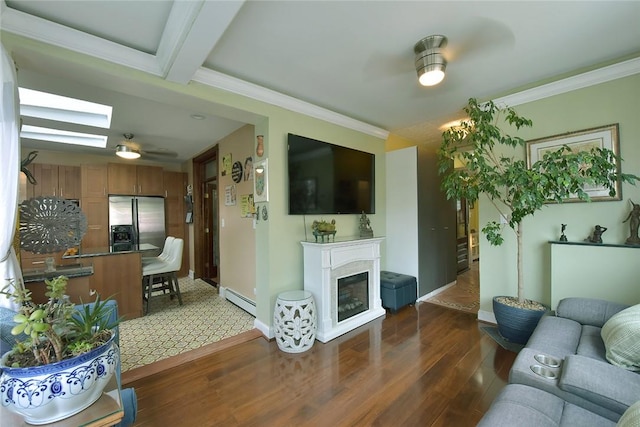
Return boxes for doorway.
[203,181,219,283]
[456,198,470,273]
[193,145,220,284]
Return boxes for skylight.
[18,88,112,148]
[21,125,108,148]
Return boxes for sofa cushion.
[617,400,640,427]
[526,315,582,359]
[601,304,640,371]
[478,384,616,427]
[559,354,640,417]
[577,325,607,361]
[557,298,629,328]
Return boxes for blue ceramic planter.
[0,332,118,425]
[493,296,548,345]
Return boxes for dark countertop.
[23,263,94,283]
[62,243,160,259]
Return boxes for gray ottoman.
[380,271,416,313]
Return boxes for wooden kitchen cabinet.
[20,249,69,271]
[108,163,164,196]
[81,164,108,198]
[25,163,81,199]
[81,164,109,249]
[26,276,91,305]
[89,252,143,320]
[80,197,109,249]
[164,171,189,276]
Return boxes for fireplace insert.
[337,272,369,322]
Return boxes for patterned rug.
[423,267,480,313]
[118,278,255,372]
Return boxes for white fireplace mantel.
[301,237,386,342]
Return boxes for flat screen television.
[288,133,375,215]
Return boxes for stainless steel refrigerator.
[108,196,165,255]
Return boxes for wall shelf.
[549,240,640,249]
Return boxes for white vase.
[0,332,118,425]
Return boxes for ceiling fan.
[115,133,178,160]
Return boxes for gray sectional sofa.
[478,298,640,426]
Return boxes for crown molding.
[193,67,390,140]
[493,57,640,107]
[1,2,161,76]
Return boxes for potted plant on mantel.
[0,275,120,424]
[438,98,638,344]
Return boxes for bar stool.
[142,238,183,314]
[273,290,317,353]
[142,236,174,266]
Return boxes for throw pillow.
[618,400,640,427]
[601,304,640,371]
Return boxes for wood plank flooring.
[127,301,515,426]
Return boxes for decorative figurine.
[623,199,640,245]
[359,211,373,238]
[312,219,336,242]
[559,224,568,242]
[256,135,264,157]
[586,225,608,244]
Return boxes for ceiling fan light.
[418,66,446,86]
[414,35,448,87]
[115,144,140,159]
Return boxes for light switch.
[221,218,225,228]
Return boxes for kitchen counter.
[22,263,94,283]
[63,243,159,258]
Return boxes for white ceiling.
[2,0,640,163]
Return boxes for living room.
[1,2,639,425]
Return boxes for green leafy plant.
[438,98,638,305]
[1,276,120,367]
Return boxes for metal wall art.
[20,196,87,254]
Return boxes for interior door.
[203,181,218,282]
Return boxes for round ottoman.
[273,290,317,353]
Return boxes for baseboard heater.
[222,287,257,317]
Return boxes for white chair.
[142,238,183,314]
[141,236,175,266]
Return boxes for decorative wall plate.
[232,161,243,183]
[20,197,87,254]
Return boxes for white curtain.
[0,44,23,310]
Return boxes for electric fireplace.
[301,237,385,342]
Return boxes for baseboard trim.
[417,280,457,302]
[478,310,496,325]
[220,286,257,317]
[254,318,272,339]
[121,329,263,386]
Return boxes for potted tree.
[0,276,120,424]
[438,98,638,344]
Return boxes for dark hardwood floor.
[128,301,514,426]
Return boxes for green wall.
[479,73,640,316]
[2,33,387,331]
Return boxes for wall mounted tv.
[288,133,375,215]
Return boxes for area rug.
[480,325,525,353]
[424,273,479,313]
[118,277,255,372]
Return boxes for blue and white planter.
[0,332,118,425]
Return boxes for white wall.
[385,147,419,279]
